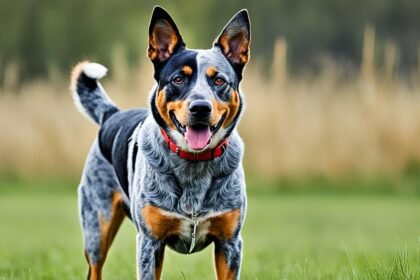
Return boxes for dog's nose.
[189,100,212,119]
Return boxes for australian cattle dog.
[70,6,250,279]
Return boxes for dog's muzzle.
[189,100,212,120]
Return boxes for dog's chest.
[141,205,240,254]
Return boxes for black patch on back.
[101,107,119,124]
[98,109,148,197]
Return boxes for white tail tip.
[82,63,108,79]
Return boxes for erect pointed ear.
[148,6,185,64]
[215,10,251,68]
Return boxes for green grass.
[0,181,419,279]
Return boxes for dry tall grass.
[1,35,420,180]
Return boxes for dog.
[70,6,250,280]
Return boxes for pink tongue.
[185,126,212,150]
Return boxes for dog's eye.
[214,77,226,86]
[172,76,184,85]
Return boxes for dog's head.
[148,6,250,152]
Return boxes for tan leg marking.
[86,191,125,280]
[85,250,103,280]
[155,246,165,280]
[88,264,102,280]
[214,251,235,280]
[99,191,126,259]
[141,205,181,240]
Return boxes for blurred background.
[0,0,419,279]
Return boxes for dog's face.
[148,7,250,152]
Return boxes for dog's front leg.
[214,237,243,280]
[136,234,165,280]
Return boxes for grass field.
[0,181,419,279]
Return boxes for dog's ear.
[148,6,185,64]
[215,10,251,71]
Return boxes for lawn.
[0,181,419,279]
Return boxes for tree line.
[0,0,419,84]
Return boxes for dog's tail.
[70,61,119,125]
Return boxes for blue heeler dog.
[70,6,250,280]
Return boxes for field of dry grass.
[1,37,420,181]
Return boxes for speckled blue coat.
[71,6,250,280]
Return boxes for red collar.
[160,128,229,161]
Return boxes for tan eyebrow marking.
[182,65,193,75]
[206,66,217,77]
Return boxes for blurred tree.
[0,0,419,84]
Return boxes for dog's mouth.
[169,111,226,150]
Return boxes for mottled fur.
[72,6,250,280]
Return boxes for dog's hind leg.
[78,141,126,280]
